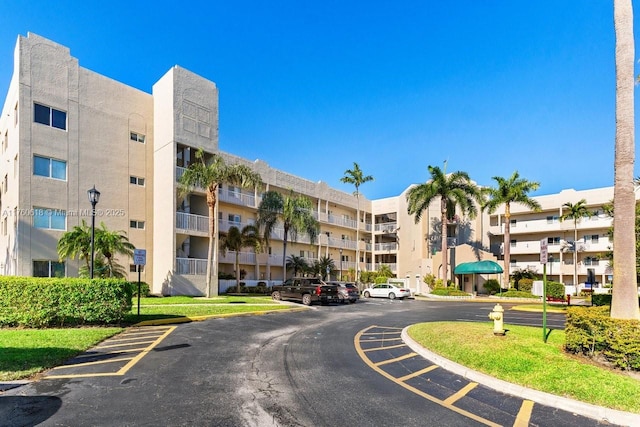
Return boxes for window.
[510,259,517,267]
[130,132,145,143]
[228,214,241,224]
[2,130,7,153]
[584,234,599,244]
[33,260,65,277]
[130,220,145,229]
[34,155,67,180]
[546,215,559,224]
[129,176,145,186]
[34,103,66,130]
[34,207,66,230]
[510,219,517,227]
[584,257,600,266]
[14,102,18,127]
[2,217,6,236]
[547,237,560,245]
[130,264,145,272]
[3,174,7,194]
[510,239,517,247]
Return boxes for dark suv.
[328,281,360,304]
[271,277,338,305]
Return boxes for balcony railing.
[375,242,398,252]
[176,212,208,233]
[375,222,397,233]
[175,257,208,275]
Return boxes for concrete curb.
[401,327,640,427]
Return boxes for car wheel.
[271,291,281,301]
[302,294,312,306]
[363,291,371,298]
[349,299,356,304]
[388,292,396,300]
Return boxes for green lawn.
[407,322,640,414]
[0,327,122,381]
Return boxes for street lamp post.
[339,247,343,281]
[87,186,100,279]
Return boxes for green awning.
[454,260,503,274]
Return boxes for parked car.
[271,277,338,305]
[328,281,360,304]
[362,283,411,300]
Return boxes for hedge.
[0,277,133,328]
[565,306,640,371]
[592,294,640,307]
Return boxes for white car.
[362,284,411,300]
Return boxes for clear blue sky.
[1,1,638,200]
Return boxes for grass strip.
[137,296,275,305]
[125,303,292,323]
[0,327,122,381]
[407,322,640,413]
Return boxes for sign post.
[133,249,147,317]
[540,239,548,343]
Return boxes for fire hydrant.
[488,303,506,336]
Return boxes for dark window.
[34,103,67,130]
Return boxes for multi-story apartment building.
[487,187,617,288]
[2,33,625,297]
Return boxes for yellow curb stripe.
[397,365,438,382]
[375,352,418,366]
[363,343,407,352]
[513,400,534,427]
[443,382,478,405]
[73,347,149,358]
[355,326,500,427]
[51,357,134,369]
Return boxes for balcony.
[375,242,398,252]
[175,257,208,275]
[375,222,398,234]
[176,212,208,234]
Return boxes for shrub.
[130,281,151,297]
[517,278,534,293]
[430,288,471,297]
[499,290,539,299]
[0,277,133,327]
[565,306,640,371]
[483,279,500,295]
[546,281,566,299]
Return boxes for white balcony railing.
[375,222,398,233]
[175,257,208,275]
[375,242,398,252]
[176,212,208,233]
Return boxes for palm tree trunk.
[574,223,578,289]
[282,227,289,281]
[355,195,360,282]
[235,252,241,293]
[205,185,218,298]
[441,199,448,284]
[612,0,640,320]
[503,205,511,288]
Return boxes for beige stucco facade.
[0,33,627,296]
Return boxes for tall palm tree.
[612,0,640,320]
[57,219,92,272]
[257,190,319,280]
[94,222,135,278]
[317,255,335,280]
[179,148,263,297]
[286,254,309,277]
[219,224,262,293]
[560,199,592,289]
[340,162,373,282]
[406,165,482,285]
[483,171,541,287]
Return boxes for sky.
[1,1,639,200]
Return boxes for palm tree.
[317,255,335,280]
[257,190,319,280]
[406,165,482,285]
[340,162,373,282]
[219,225,262,293]
[483,171,541,287]
[560,199,593,289]
[179,148,263,297]
[94,222,135,278]
[57,219,92,272]
[286,255,308,277]
[612,0,640,320]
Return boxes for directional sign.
[540,239,548,264]
[134,249,147,266]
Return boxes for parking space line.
[443,382,478,405]
[43,326,176,379]
[397,365,438,382]
[51,357,135,369]
[355,326,501,427]
[513,400,534,427]
[363,343,406,352]
[375,352,417,366]
[361,337,403,343]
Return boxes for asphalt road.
[0,299,612,427]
